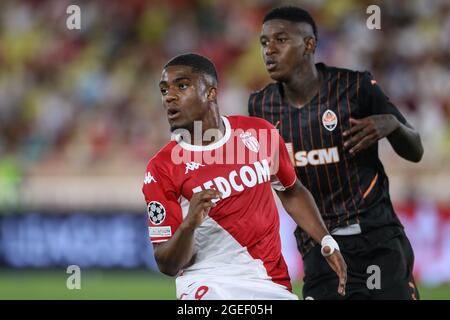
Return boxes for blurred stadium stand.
[0,0,449,287]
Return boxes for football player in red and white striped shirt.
[142,53,346,300]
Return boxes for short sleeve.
[358,71,407,125]
[269,127,297,191]
[142,161,183,243]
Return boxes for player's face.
[159,66,209,132]
[260,20,307,82]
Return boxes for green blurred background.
[2,270,450,300]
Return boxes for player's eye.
[178,83,188,90]
[260,38,268,46]
[160,88,168,96]
[277,37,287,43]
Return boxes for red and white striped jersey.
[142,115,297,291]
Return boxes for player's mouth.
[167,108,181,120]
[265,60,278,71]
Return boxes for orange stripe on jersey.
[298,102,314,238]
[337,72,358,224]
[356,72,360,101]
[363,174,378,199]
[298,108,313,197]
[261,89,267,120]
[307,101,327,226]
[251,93,257,116]
[270,90,275,124]
[316,86,336,225]
[347,72,363,223]
[287,92,294,177]
[287,93,293,143]
[328,77,346,222]
[279,92,283,132]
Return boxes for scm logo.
[286,144,340,167]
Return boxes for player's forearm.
[277,181,329,244]
[387,118,423,163]
[153,223,196,276]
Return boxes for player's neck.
[282,63,320,108]
[188,108,225,146]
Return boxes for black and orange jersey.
[248,63,407,256]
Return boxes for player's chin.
[267,69,288,82]
[169,119,190,132]
[170,123,183,132]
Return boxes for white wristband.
[321,235,340,257]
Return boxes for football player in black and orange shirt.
[249,6,423,300]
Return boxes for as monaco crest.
[322,109,338,132]
[240,132,260,153]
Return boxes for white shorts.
[176,276,298,300]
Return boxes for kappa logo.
[322,109,338,132]
[144,172,156,184]
[147,201,166,225]
[185,161,205,174]
[239,132,260,153]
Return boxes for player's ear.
[304,36,316,55]
[207,87,217,101]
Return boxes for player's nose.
[265,41,277,56]
[164,91,178,104]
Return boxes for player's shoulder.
[248,82,278,102]
[226,115,276,131]
[322,63,364,76]
[322,63,372,82]
[145,140,178,172]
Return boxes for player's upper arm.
[142,161,183,244]
[358,71,408,125]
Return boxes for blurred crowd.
[0,0,449,208]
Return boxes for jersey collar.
[175,116,231,152]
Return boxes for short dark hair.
[164,53,218,84]
[263,6,318,40]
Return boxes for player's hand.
[342,115,399,155]
[324,249,347,296]
[185,189,222,229]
